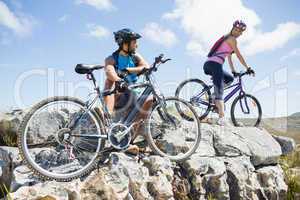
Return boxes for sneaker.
[125,144,140,155]
[216,117,232,126]
[216,117,225,126]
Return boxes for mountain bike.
[18,54,201,181]
[175,71,262,127]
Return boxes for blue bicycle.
[175,71,262,127]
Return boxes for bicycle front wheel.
[230,94,262,127]
[18,96,106,182]
[146,97,201,162]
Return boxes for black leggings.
[203,61,234,100]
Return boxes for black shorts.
[114,89,137,113]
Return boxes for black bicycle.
[175,71,262,127]
[18,54,201,181]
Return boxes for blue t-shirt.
[116,54,138,84]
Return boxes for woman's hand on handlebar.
[246,67,255,76]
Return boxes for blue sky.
[0,0,300,118]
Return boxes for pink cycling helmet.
[233,20,247,31]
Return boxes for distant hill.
[261,113,300,144]
[290,112,300,118]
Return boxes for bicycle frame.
[69,65,165,139]
[193,73,250,113]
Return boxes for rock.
[142,155,174,178]
[172,167,191,200]
[195,127,215,156]
[0,146,22,166]
[11,165,39,192]
[147,175,174,200]
[109,152,152,200]
[142,156,174,199]
[11,179,81,200]
[80,170,122,200]
[255,165,288,200]
[224,156,287,200]
[182,155,229,200]
[272,135,296,155]
[1,107,292,200]
[223,156,260,200]
[0,147,14,198]
[211,125,282,166]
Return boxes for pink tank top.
[207,41,233,64]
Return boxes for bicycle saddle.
[75,64,104,74]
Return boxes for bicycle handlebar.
[117,53,171,77]
[236,70,254,78]
[139,54,171,76]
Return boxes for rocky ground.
[0,109,297,200]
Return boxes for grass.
[0,183,12,200]
[279,145,300,200]
[0,120,18,146]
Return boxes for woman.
[203,20,255,126]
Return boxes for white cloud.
[0,1,35,37]
[58,15,69,23]
[142,22,178,47]
[75,0,115,11]
[280,48,300,61]
[163,0,300,56]
[245,23,300,55]
[85,24,110,39]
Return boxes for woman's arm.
[227,37,250,70]
[227,54,236,72]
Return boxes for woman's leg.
[210,64,225,118]
[223,70,234,86]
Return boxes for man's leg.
[125,96,153,154]
[103,79,115,114]
[131,96,153,141]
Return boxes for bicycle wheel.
[230,94,262,127]
[146,97,201,162]
[18,96,106,182]
[175,79,212,120]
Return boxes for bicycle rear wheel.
[18,96,106,182]
[230,94,262,127]
[146,97,201,162]
[175,79,212,120]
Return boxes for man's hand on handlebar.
[115,79,128,92]
[117,69,129,79]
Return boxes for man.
[103,28,152,153]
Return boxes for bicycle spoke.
[147,98,201,161]
[20,98,104,181]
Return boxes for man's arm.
[126,53,150,73]
[104,56,122,82]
